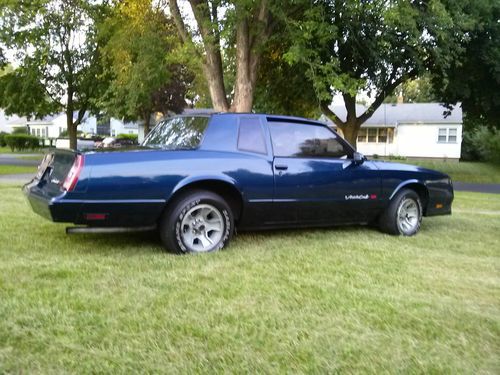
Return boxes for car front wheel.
[159,190,234,253]
[379,189,422,236]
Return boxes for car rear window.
[142,116,210,150]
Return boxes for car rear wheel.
[379,189,422,236]
[159,190,234,253]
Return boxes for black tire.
[159,190,234,253]
[379,188,422,236]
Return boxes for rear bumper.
[23,180,80,223]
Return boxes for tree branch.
[357,69,418,125]
[169,0,193,46]
[320,101,345,128]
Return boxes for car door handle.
[275,164,288,170]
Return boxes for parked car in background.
[96,136,138,149]
[24,113,454,253]
[55,138,95,150]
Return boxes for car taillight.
[62,154,84,191]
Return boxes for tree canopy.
[0,0,109,148]
[98,0,192,134]
[169,0,274,112]
[431,0,500,126]
[283,0,466,147]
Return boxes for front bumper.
[425,179,454,216]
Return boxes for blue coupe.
[24,113,454,253]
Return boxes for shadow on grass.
[59,216,448,256]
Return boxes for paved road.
[453,182,500,194]
[0,173,34,185]
[0,153,42,166]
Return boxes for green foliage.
[116,133,138,142]
[282,0,467,146]
[462,126,500,164]
[253,3,321,118]
[0,0,110,149]
[385,75,437,103]
[98,0,190,132]
[12,127,27,134]
[4,134,40,151]
[59,130,83,138]
[0,132,7,147]
[431,0,500,125]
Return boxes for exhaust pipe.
[66,225,156,234]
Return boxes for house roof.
[322,103,462,127]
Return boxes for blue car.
[24,113,453,253]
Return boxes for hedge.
[117,133,138,142]
[4,134,41,151]
[0,132,7,147]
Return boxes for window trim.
[437,127,458,144]
[357,127,394,144]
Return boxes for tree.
[384,75,436,104]
[99,0,192,134]
[431,0,500,126]
[284,0,465,147]
[0,0,109,149]
[169,0,273,112]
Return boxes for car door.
[268,120,382,225]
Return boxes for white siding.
[110,118,138,136]
[0,110,8,132]
[395,123,462,159]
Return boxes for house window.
[357,127,394,143]
[367,128,377,143]
[357,128,367,143]
[438,128,457,143]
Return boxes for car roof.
[212,112,328,127]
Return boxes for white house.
[0,109,139,138]
[322,103,463,160]
[0,110,28,133]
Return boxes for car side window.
[237,117,267,154]
[269,122,351,158]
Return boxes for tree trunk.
[66,89,77,150]
[231,18,256,112]
[143,112,151,135]
[202,63,229,111]
[67,111,77,150]
[338,122,359,149]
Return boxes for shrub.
[4,134,40,151]
[117,133,138,142]
[58,130,83,138]
[12,127,28,134]
[464,126,500,164]
[0,132,8,147]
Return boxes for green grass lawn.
[0,185,498,373]
[0,165,37,175]
[396,160,500,184]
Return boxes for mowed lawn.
[396,160,500,184]
[0,185,499,373]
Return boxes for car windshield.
[142,116,210,150]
